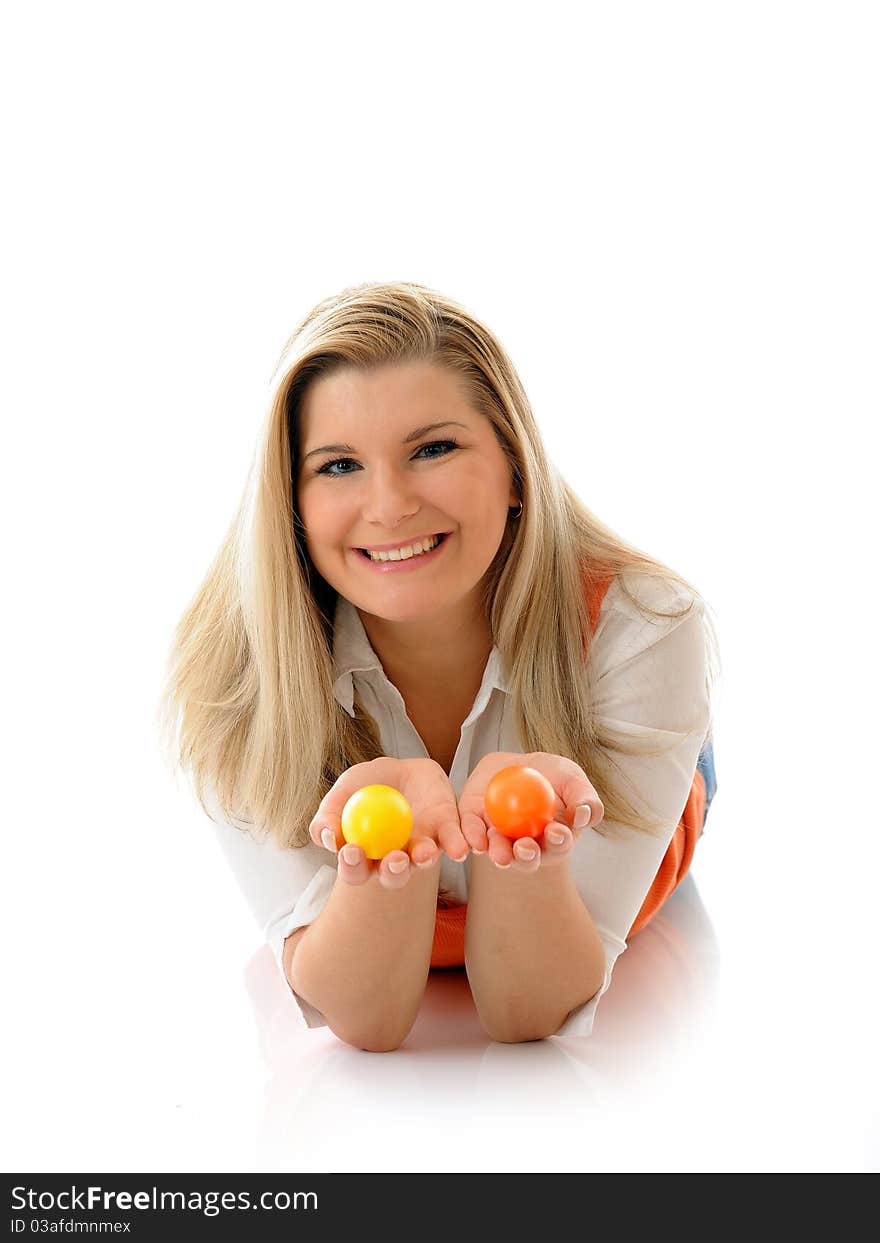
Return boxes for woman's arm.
[284,856,442,1051]
[464,854,605,1042]
[463,576,714,1043]
[289,755,468,1050]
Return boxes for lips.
[358,533,445,560]
[354,532,449,553]
[354,531,451,571]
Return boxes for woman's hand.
[458,751,605,875]
[308,757,469,890]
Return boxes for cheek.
[446,468,503,516]
[297,495,359,564]
[458,472,511,530]
[297,490,335,536]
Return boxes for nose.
[360,464,421,529]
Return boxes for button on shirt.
[204,571,713,1039]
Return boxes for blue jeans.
[696,738,718,834]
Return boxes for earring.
[510,501,523,519]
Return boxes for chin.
[358,596,443,622]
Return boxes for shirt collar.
[331,594,510,717]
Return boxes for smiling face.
[295,360,519,631]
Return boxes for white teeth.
[365,535,441,562]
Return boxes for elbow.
[329,1018,414,1053]
[482,1004,578,1044]
[484,1021,556,1044]
[314,984,422,1053]
[478,1001,562,1044]
[483,1003,590,1045]
[289,965,419,1052]
[349,1034,406,1054]
[480,979,605,1045]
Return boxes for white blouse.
[203,571,714,1039]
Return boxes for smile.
[354,532,451,573]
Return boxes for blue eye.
[314,439,459,478]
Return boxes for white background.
[2,1,878,1174]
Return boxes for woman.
[158,280,720,1052]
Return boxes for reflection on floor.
[240,874,720,1170]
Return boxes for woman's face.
[296,360,519,624]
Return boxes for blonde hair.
[157,280,721,848]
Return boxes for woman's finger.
[337,841,371,886]
[511,836,542,874]
[322,825,340,852]
[309,811,344,852]
[459,811,489,855]
[564,798,603,832]
[435,818,470,864]
[378,850,412,890]
[409,834,440,868]
[542,822,574,856]
[486,826,514,869]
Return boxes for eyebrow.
[301,421,470,464]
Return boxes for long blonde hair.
[157,281,720,847]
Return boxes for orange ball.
[484,765,557,841]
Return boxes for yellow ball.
[340,784,413,860]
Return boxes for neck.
[358,602,494,699]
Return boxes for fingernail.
[574,805,592,830]
[546,829,565,846]
[387,858,408,874]
[321,828,336,851]
[494,860,511,869]
[515,845,537,861]
[415,854,435,868]
[341,844,361,865]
